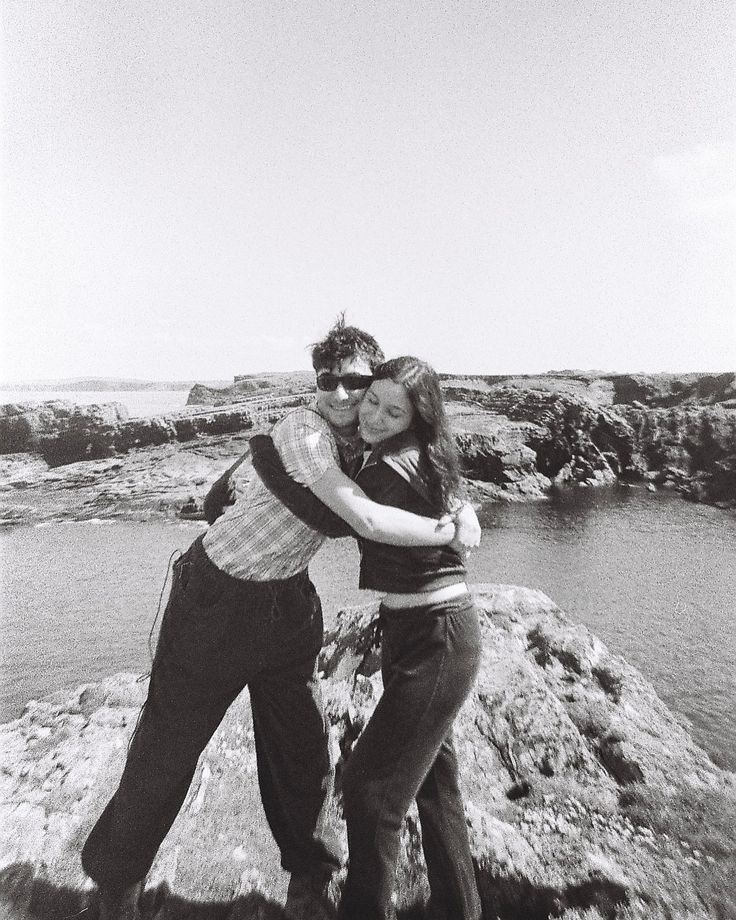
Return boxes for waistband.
[378,590,474,622]
[183,534,310,595]
[380,580,468,610]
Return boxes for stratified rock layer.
[1,586,734,919]
[621,405,736,504]
[0,401,260,465]
[3,372,736,509]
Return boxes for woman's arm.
[309,467,456,546]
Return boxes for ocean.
[0,389,190,419]
[1,487,734,771]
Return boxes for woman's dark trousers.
[81,536,342,892]
[339,597,483,920]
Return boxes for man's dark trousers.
[82,535,342,891]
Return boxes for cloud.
[652,142,736,216]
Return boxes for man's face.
[315,356,373,435]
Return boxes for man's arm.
[250,434,355,537]
[251,432,456,545]
[448,501,482,554]
[252,433,451,544]
[254,432,481,548]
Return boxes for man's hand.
[448,502,481,556]
[203,450,251,524]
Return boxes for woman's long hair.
[373,356,462,512]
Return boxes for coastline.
[2,381,734,916]
[1,371,735,525]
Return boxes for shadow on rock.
[0,863,291,920]
[477,863,631,920]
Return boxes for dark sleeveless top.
[354,431,467,593]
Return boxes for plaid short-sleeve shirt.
[202,405,359,581]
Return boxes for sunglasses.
[316,373,374,392]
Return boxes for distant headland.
[0,376,230,392]
[3,370,735,405]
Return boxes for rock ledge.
[1,585,734,919]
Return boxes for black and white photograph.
[1,2,735,918]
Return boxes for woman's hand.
[448,502,481,556]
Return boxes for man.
[81,317,479,920]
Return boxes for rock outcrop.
[0,432,256,525]
[2,372,736,509]
[0,397,322,467]
[445,387,736,507]
[187,380,267,406]
[620,405,736,505]
[443,372,736,409]
[0,402,130,457]
[447,388,636,497]
[1,586,734,919]
[0,402,260,466]
[187,373,314,406]
[608,372,736,409]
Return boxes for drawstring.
[141,548,183,675]
[128,547,183,753]
[58,907,92,919]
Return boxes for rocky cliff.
[1,586,734,919]
[2,371,735,514]
[0,401,256,464]
[620,405,736,504]
[447,388,635,499]
[0,402,131,457]
[187,372,314,406]
[445,387,736,507]
[443,372,736,409]
[0,397,320,467]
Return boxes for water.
[0,389,190,418]
[1,488,734,770]
[469,488,736,771]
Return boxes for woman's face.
[358,378,414,445]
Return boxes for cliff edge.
[1,586,734,920]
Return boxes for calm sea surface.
[1,488,734,770]
[0,389,189,418]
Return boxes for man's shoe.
[97,880,143,920]
[284,871,338,920]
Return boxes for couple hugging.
[82,316,484,920]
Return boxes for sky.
[2,0,734,382]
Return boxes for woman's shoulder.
[380,438,421,477]
[371,432,433,505]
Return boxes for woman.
[252,356,483,920]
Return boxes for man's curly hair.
[310,312,384,372]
